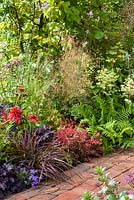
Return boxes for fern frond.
[121,137,134,148]
[97,121,117,143]
[93,96,107,124]
[107,98,118,121]
[116,108,130,121]
[71,104,94,119]
[115,120,132,132]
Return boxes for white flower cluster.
[121,75,134,97]
[96,68,118,92]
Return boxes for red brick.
[112,163,133,174]
[7,194,28,200]
[110,155,129,164]
[52,191,80,200]
[81,171,95,180]
[48,182,74,196]
[74,163,91,172]
[56,182,74,191]
[29,194,49,200]
[126,156,134,163]
[97,162,113,170]
[84,179,98,191]
[106,168,121,178]
[69,174,84,183]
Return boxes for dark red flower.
[8,107,23,125]
[28,114,39,123]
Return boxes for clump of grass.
[47,36,93,111]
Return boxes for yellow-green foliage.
[46,109,63,130]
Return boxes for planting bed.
[6,149,134,200]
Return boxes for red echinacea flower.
[28,114,39,123]
[8,107,23,125]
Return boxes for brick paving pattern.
[6,149,134,200]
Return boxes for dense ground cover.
[0,0,134,198]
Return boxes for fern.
[121,137,134,148]
[115,108,130,121]
[97,121,117,144]
[71,96,134,147]
[93,96,107,124]
[107,98,118,121]
[80,116,98,135]
[97,120,133,145]
[113,108,133,137]
[115,120,131,132]
[71,104,94,119]
[102,137,114,154]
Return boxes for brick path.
[7,149,134,200]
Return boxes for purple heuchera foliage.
[0,161,31,199]
[4,163,14,171]
[34,125,55,145]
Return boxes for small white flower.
[85,30,89,34]
[108,179,116,186]
[119,197,126,200]
[124,98,132,104]
[99,186,108,194]
[87,11,94,17]
[82,41,88,48]
[128,194,134,200]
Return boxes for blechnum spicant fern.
[71,95,134,151]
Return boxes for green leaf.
[81,191,92,200]
[94,31,104,40]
